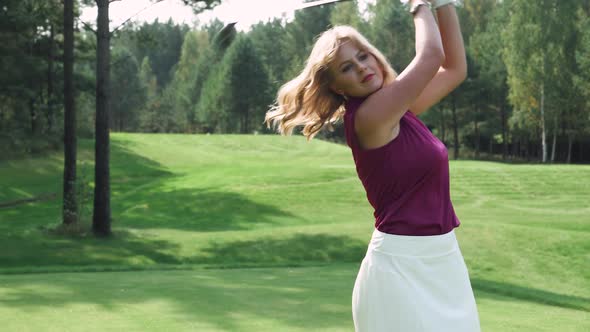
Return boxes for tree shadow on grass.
[0,138,316,273]
[0,140,173,231]
[472,278,590,312]
[1,140,297,233]
[114,186,295,232]
[0,192,303,270]
[109,139,298,232]
[1,231,588,330]
[199,233,367,266]
[0,235,367,331]
[0,266,357,331]
[0,230,184,270]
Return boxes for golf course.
[1,133,588,331]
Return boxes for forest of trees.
[2,0,590,164]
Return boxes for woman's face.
[328,41,384,98]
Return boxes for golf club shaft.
[216,0,350,45]
[297,0,350,10]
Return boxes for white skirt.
[352,228,481,332]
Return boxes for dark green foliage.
[367,0,415,70]
[110,47,144,132]
[195,35,272,134]
[123,19,190,89]
[0,0,63,156]
[2,0,590,162]
[223,35,272,133]
[249,19,294,92]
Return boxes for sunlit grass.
[0,133,588,331]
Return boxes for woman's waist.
[367,227,459,258]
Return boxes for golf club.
[214,0,352,49]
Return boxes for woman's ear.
[325,69,346,97]
[328,83,344,96]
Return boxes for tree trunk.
[540,81,547,163]
[28,34,39,139]
[120,110,124,132]
[523,136,531,161]
[513,137,519,159]
[473,104,480,159]
[474,118,480,159]
[93,0,112,237]
[550,116,557,163]
[500,101,507,160]
[47,24,55,133]
[579,138,583,162]
[567,133,573,164]
[63,0,78,225]
[439,106,446,144]
[451,94,459,159]
[245,109,250,134]
[30,98,38,136]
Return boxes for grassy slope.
[0,133,589,331]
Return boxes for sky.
[80,0,371,31]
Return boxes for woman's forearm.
[435,4,466,73]
[412,0,445,59]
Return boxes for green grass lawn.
[1,133,589,331]
[0,266,586,332]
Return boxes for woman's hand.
[399,0,429,6]
[427,0,459,9]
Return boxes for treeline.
[2,0,590,162]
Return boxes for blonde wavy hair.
[265,25,398,140]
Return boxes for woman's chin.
[367,84,383,96]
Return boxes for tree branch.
[77,18,97,35]
[180,0,222,14]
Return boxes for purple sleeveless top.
[343,96,460,236]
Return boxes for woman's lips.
[362,74,374,83]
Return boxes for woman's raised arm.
[355,0,444,147]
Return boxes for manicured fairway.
[1,134,588,331]
[0,265,587,332]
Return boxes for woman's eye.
[341,65,352,73]
[359,53,368,61]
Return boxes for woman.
[265,0,480,331]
